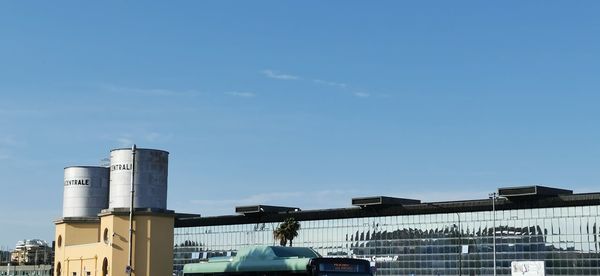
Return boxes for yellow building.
[54,208,174,276]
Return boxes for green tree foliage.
[273,217,301,246]
[273,227,287,246]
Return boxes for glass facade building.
[174,189,600,276]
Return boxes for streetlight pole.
[127,144,137,275]
[489,192,497,276]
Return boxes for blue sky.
[1,1,600,247]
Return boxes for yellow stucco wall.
[55,211,174,276]
[54,221,110,276]
[146,215,174,276]
[65,222,100,246]
[58,243,103,276]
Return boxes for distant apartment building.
[10,239,53,266]
[0,241,53,276]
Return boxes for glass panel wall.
[174,205,600,275]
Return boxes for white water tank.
[63,166,110,217]
[108,148,169,210]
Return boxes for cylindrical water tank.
[109,148,169,210]
[63,166,110,218]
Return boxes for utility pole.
[127,144,137,275]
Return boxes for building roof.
[175,187,600,228]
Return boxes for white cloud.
[313,79,348,89]
[354,92,371,98]
[145,132,161,142]
[101,84,199,97]
[258,70,377,99]
[117,136,134,147]
[225,91,256,98]
[113,132,172,147]
[261,70,300,80]
[312,78,375,99]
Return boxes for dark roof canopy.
[176,186,599,228]
[235,205,300,215]
[352,196,421,207]
[498,185,573,198]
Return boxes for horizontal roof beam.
[498,185,573,198]
[235,205,300,215]
[352,196,421,207]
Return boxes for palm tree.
[273,227,287,246]
[273,217,301,246]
